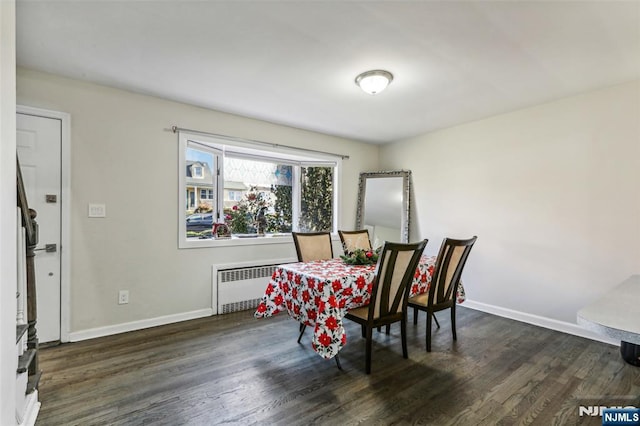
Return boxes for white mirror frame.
[355,170,411,244]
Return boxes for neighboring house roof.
[186,161,214,188]
[224,181,248,191]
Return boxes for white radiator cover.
[212,258,295,314]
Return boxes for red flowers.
[325,316,338,330]
[318,332,331,347]
[327,295,338,308]
[365,251,373,258]
[274,295,283,306]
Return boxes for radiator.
[214,259,294,314]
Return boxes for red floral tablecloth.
[254,255,466,359]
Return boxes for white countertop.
[577,275,640,345]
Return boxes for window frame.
[178,131,341,249]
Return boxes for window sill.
[179,233,340,249]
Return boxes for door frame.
[17,105,72,343]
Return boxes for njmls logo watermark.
[602,408,640,425]
[580,406,639,417]
[579,406,640,425]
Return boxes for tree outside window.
[300,166,333,232]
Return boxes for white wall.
[0,0,17,423]
[380,80,640,324]
[16,68,379,335]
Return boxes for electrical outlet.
[118,290,129,305]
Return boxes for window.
[178,132,339,246]
[191,165,203,178]
[300,166,333,233]
[184,145,218,217]
[200,189,214,200]
[227,191,243,202]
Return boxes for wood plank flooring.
[35,307,640,425]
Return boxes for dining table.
[254,255,466,359]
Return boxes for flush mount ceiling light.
[355,69,394,95]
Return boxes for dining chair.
[291,231,334,344]
[338,229,372,253]
[408,236,477,352]
[291,231,333,263]
[344,239,428,374]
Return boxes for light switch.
[88,203,106,218]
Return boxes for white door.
[17,113,62,343]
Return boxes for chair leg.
[413,307,418,325]
[385,324,390,335]
[297,324,306,343]
[365,326,373,374]
[426,311,432,352]
[451,306,457,341]
[335,354,342,370]
[361,324,365,338]
[433,314,440,329]
[401,320,408,359]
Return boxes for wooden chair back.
[291,232,333,262]
[338,229,372,253]
[428,236,477,309]
[367,240,427,322]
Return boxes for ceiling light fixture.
[355,70,394,95]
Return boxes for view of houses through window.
[183,139,335,240]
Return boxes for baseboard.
[68,308,214,342]
[462,299,620,347]
[18,390,40,426]
[66,301,621,347]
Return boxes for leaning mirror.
[355,170,411,245]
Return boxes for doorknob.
[35,243,57,253]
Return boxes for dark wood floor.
[35,307,639,425]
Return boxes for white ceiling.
[16,1,640,144]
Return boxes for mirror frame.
[355,170,411,243]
